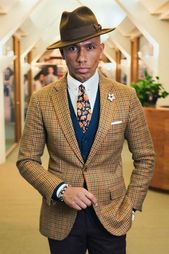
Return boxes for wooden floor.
[0,143,169,254]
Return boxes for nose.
[77,47,87,63]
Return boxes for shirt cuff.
[52,182,65,201]
[56,183,68,197]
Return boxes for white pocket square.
[111,120,122,125]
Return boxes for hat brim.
[47,28,115,50]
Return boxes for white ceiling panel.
[79,0,126,28]
[0,0,18,14]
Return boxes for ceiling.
[140,0,169,20]
[0,0,169,19]
[0,0,169,62]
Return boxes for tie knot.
[78,84,85,94]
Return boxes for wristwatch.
[58,184,69,201]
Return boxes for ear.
[59,48,65,59]
[101,43,104,52]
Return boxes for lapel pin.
[107,93,115,102]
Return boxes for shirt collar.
[67,71,99,92]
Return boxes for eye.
[86,43,97,50]
[67,45,78,52]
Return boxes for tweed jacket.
[17,73,155,240]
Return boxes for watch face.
[58,184,69,201]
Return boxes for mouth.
[76,67,89,74]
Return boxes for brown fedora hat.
[47,6,115,49]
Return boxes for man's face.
[61,37,104,82]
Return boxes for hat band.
[61,23,102,41]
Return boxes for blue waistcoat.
[67,88,100,162]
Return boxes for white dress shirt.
[67,71,99,115]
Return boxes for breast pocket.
[106,121,126,143]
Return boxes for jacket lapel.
[86,75,118,165]
[50,77,84,163]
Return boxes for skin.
[47,67,54,74]
[60,36,104,210]
[61,36,104,83]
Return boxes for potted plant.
[131,70,169,107]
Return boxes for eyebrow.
[70,42,100,47]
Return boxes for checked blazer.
[17,73,155,240]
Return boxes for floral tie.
[77,84,92,133]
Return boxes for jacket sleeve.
[16,93,63,206]
[124,89,155,211]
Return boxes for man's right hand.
[63,186,98,210]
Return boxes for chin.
[77,74,92,83]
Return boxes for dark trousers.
[48,208,126,254]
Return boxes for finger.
[71,201,82,211]
[83,190,98,206]
[72,193,92,208]
[82,197,92,207]
[91,197,98,206]
[76,200,88,209]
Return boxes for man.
[17,6,155,254]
